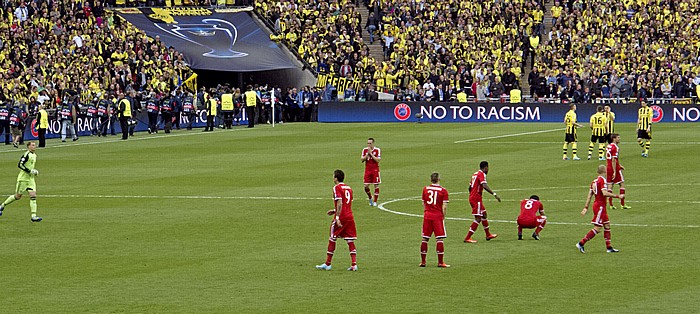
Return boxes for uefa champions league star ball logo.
[650,105,663,123]
[156,19,248,58]
[394,103,411,121]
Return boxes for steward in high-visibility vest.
[37,105,49,147]
[221,93,234,129]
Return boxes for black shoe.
[31,216,42,222]
[607,248,620,253]
[518,234,523,240]
[532,233,540,240]
[576,242,585,253]
[73,137,79,141]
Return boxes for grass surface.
[0,122,699,313]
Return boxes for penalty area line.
[454,128,562,144]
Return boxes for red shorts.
[606,168,624,184]
[364,170,381,185]
[469,199,485,216]
[517,215,547,228]
[591,203,609,226]
[422,218,446,239]
[330,218,357,240]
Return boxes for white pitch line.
[376,197,700,228]
[42,194,326,200]
[454,128,563,143]
[389,198,700,205]
[462,141,700,145]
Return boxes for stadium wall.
[318,102,700,123]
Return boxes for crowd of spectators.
[527,0,700,102]
[258,0,550,101]
[0,0,194,112]
[259,0,700,103]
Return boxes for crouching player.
[316,170,358,271]
[517,195,546,240]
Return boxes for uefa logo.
[650,105,663,123]
[394,103,411,121]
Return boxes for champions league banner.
[22,109,250,141]
[318,102,700,123]
[115,8,297,72]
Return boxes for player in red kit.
[361,137,381,206]
[420,172,450,268]
[576,165,623,253]
[464,161,502,243]
[517,195,547,240]
[316,170,358,271]
[606,133,630,209]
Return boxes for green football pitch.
[1,122,699,312]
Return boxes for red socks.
[465,221,479,240]
[482,219,492,237]
[620,188,626,206]
[420,240,428,264]
[373,187,379,203]
[536,219,547,235]
[364,186,372,199]
[436,240,445,264]
[581,229,598,245]
[604,229,612,249]
[325,238,337,265]
[348,241,357,266]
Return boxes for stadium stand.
[257,0,366,76]
[533,0,700,103]
[0,1,194,108]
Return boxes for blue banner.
[115,8,297,72]
[318,102,700,123]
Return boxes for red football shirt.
[422,184,449,220]
[606,143,620,171]
[333,183,354,221]
[518,199,543,220]
[590,176,608,206]
[469,170,486,202]
[362,147,381,172]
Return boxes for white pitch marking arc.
[376,184,700,228]
[377,197,700,228]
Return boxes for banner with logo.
[318,102,699,123]
[115,8,298,72]
[316,73,363,96]
[22,109,255,140]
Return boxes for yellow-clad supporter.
[0,1,195,109]
[535,0,700,101]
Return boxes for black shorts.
[637,129,652,140]
[590,135,606,143]
[605,133,612,143]
[565,133,577,143]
